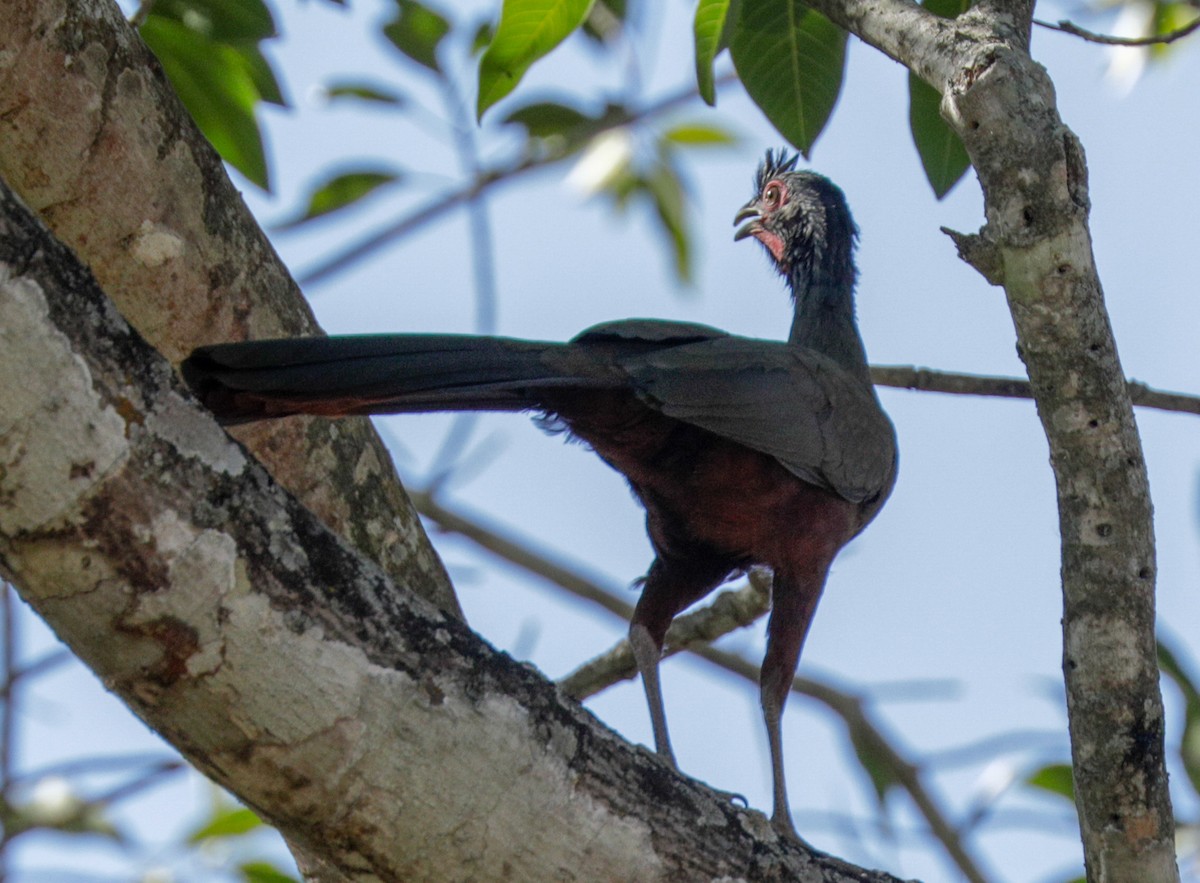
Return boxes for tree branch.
[804,0,1179,876]
[0,0,459,619]
[1034,16,1200,46]
[0,177,908,883]
[411,491,993,883]
[871,365,1200,416]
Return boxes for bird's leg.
[629,621,676,765]
[630,555,731,767]
[760,569,828,840]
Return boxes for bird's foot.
[770,809,814,848]
[712,786,749,808]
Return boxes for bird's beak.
[733,200,761,242]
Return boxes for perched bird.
[182,150,897,838]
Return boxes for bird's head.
[734,150,858,292]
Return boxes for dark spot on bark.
[1087,419,1098,429]
[970,120,980,130]
[1057,264,1071,275]
[1139,567,1153,580]
[421,676,445,707]
[140,616,200,687]
[70,460,96,479]
[1023,207,1035,226]
[1096,524,1112,538]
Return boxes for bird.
[181,150,897,838]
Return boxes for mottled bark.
[0,0,459,618]
[804,0,1177,877]
[0,179,905,882]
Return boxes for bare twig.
[1034,15,1200,46]
[410,491,993,883]
[872,365,1200,416]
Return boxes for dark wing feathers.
[605,335,895,504]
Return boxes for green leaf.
[908,74,969,198]
[848,729,901,806]
[140,16,270,189]
[471,20,497,55]
[383,0,451,74]
[188,805,264,842]
[236,43,286,106]
[240,861,300,883]
[693,0,738,106]
[729,0,847,156]
[1150,2,1198,59]
[1025,762,1074,802]
[907,0,971,198]
[662,121,739,147]
[149,0,277,42]
[644,163,693,284]
[476,0,596,120]
[503,100,593,140]
[325,81,407,106]
[277,169,402,229]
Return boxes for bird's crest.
[755,149,800,192]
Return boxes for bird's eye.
[763,182,785,210]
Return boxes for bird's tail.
[181,334,589,425]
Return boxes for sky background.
[10,1,1200,880]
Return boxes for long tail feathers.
[182,334,593,425]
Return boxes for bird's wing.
[617,337,896,504]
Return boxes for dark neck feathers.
[784,193,871,387]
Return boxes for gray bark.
[803,0,1177,878]
[0,0,460,619]
[0,178,907,881]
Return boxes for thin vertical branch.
[424,54,502,485]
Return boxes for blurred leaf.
[383,0,451,74]
[729,0,847,156]
[582,0,626,43]
[662,121,739,147]
[848,729,901,807]
[149,0,277,41]
[240,861,300,883]
[325,81,407,106]
[693,0,738,106]
[189,805,264,842]
[477,0,596,120]
[471,20,497,55]
[505,100,593,143]
[277,169,402,229]
[907,0,971,198]
[140,15,270,189]
[1159,638,1200,796]
[644,163,693,284]
[237,43,286,106]
[1150,2,1200,58]
[1026,762,1074,802]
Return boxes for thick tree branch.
[412,491,993,883]
[0,0,460,618]
[0,180,907,881]
[808,0,1178,877]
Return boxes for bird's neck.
[787,271,872,388]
